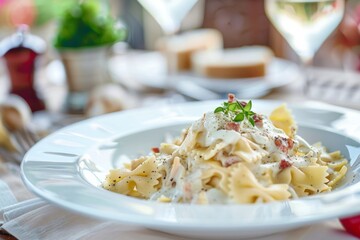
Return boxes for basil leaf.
[244,100,252,111]
[248,117,255,126]
[228,102,239,111]
[214,97,257,127]
[233,113,244,122]
[237,101,244,111]
[214,107,224,113]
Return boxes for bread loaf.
[192,46,274,79]
[157,29,223,72]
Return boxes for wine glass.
[137,0,200,74]
[265,0,345,92]
[136,0,200,100]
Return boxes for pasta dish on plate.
[103,94,348,204]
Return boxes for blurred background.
[0,0,359,118]
[1,0,358,63]
[1,2,360,239]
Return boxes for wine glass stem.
[302,57,314,96]
[164,27,180,87]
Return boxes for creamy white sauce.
[206,189,229,204]
[151,111,321,203]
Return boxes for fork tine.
[25,128,40,150]
[0,147,22,163]
[14,128,40,154]
[12,131,31,155]
[11,151,23,163]
[21,128,36,148]
[26,128,40,143]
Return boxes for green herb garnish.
[214,100,256,126]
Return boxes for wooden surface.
[202,0,270,48]
[0,231,16,240]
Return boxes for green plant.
[33,0,75,26]
[54,0,126,48]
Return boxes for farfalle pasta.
[103,95,348,204]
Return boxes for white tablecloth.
[0,160,357,240]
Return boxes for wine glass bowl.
[137,0,199,36]
[265,0,345,95]
[136,0,201,92]
[265,0,345,64]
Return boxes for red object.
[340,215,360,238]
[279,159,292,170]
[274,137,283,149]
[253,114,263,127]
[151,147,160,153]
[227,93,235,103]
[274,137,292,153]
[287,138,294,149]
[224,156,240,167]
[239,101,247,108]
[225,122,240,132]
[0,26,46,112]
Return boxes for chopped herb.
[214,94,256,126]
[214,107,225,113]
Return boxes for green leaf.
[244,100,252,112]
[214,97,257,127]
[237,101,244,111]
[214,107,224,113]
[228,102,239,111]
[233,113,244,122]
[248,117,255,126]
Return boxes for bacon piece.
[239,101,247,107]
[274,137,282,147]
[225,122,240,132]
[183,182,192,200]
[228,93,235,103]
[253,114,263,127]
[274,137,288,153]
[151,147,160,153]
[279,159,292,170]
[274,136,295,153]
[224,156,240,167]
[287,138,294,149]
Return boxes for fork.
[0,126,40,164]
[8,128,40,160]
[0,147,22,164]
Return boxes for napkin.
[0,198,187,240]
[0,157,357,240]
[0,199,356,240]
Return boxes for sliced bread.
[157,28,223,72]
[192,46,274,79]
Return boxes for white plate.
[108,52,301,93]
[21,100,360,239]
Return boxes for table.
[0,56,360,240]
